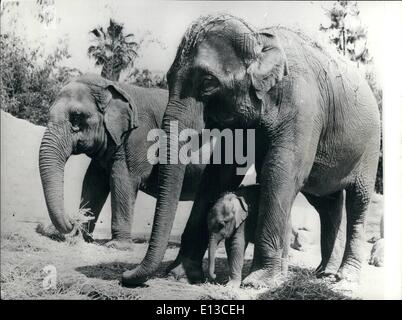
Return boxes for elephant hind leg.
[303,191,346,277]
[337,176,374,282]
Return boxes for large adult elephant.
[39,74,205,249]
[122,14,380,287]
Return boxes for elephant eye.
[217,222,225,230]
[199,75,219,96]
[70,112,82,131]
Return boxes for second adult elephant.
[39,74,206,249]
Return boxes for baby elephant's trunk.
[208,234,219,280]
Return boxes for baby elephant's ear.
[247,32,288,100]
[102,84,139,146]
[235,196,249,229]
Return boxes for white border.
[383,1,402,300]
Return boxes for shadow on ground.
[78,238,180,248]
[76,262,137,281]
[76,257,234,283]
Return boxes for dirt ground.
[0,199,385,300]
[0,111,386,300]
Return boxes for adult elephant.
[122,14,380,287]
[39,74,205,249]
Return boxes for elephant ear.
[247,32,288,100]
[102,84,139,145]
[76,74,139,146]
[234,196,249,229]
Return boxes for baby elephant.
[207,185,260,288]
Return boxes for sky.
[1,0,388,82]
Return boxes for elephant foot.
[226,279,241,289]
[242,269,283,289]
[315,263,337,281]
[166,262,187,282]
[316,271,337,282]
[104,239,133,250]
[336,262,361,283]
[315,262,325,274]
[121,268,149,287]
[368,238,384,267]
[166,255,205,284]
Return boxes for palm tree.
[88,19,139,81]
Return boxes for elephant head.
[126,14,288,283]
[207,192,248,280]
[39,74,138,233]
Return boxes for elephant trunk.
[124,100,190,283]
[208,234,220,280]
[39,123,74,234]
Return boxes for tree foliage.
[319,0,371,64]
[0,0,81,126]
[0,34,81,126]
[124,68,167,89]
[88,19,139,81]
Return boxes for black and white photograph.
[1,0,401,302]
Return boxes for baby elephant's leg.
[225,225,247,288]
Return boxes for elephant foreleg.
[303,191,346,278]
[225,230,246,288]
[243,143,308,288]
[107,157,139,249]
[81,160,110,242]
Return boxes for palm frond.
[88,19,142,79]
[107,19,124,39]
